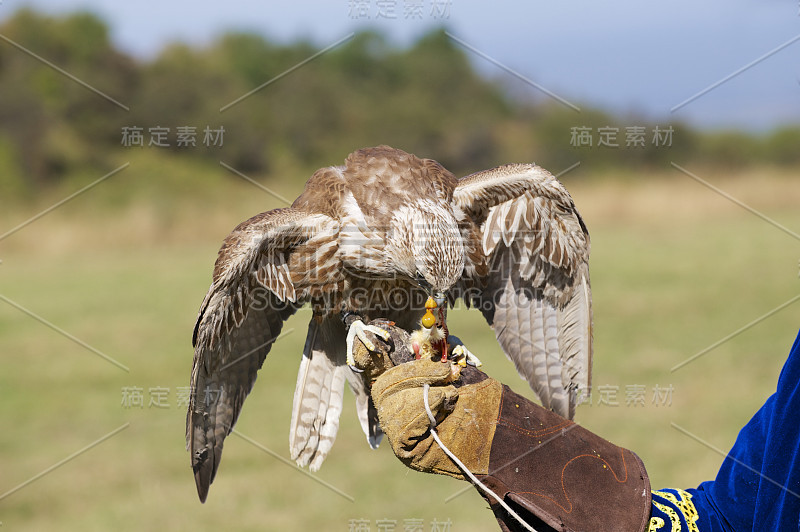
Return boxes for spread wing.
[454,164,592,419]
[186,207,339,502]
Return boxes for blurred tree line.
[1,8,798,195]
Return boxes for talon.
[360,336,376,352]
[373,327,391,341]
[345,319,390,372]
[345,348,363,372]
[452,344,482,368]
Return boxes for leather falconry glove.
[352,320,652,532]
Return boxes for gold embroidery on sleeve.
[647,516,666,531]
[652,489,700,532]
[652,500,681,532]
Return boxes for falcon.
[186,145,592,502]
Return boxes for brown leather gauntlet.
[477,384,651,532]
[355,321,651,532]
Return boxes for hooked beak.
[432,291,446,308]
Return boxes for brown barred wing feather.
[187,208,340,502]
[454,164,592,419]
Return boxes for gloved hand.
[371,357,502,480]
[354,321,652,532]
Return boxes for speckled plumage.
[186,146,592,501]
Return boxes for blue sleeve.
[651,330,800,532]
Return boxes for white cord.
[422,384,538,532]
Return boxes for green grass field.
[1,159,799,530]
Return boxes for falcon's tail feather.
[289,318,348,471]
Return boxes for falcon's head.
[388,199,465,303]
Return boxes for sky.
[1,0,799,131]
